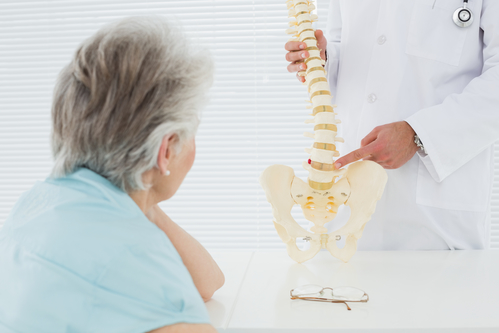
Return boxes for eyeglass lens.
[292,284,324,296]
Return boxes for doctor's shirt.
[324,0,499,249]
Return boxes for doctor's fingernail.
[299,44,305,49]
[334,163,341,169]
[301,52,307,58]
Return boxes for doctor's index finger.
[334,145,376,169]
[285,50,309,64]
[285,41,306,52]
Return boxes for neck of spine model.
[286,0,344,191]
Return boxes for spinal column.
[286,0,344,191]
[258,0,387,263]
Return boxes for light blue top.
[0,168,210,333]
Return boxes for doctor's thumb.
[314,29,327,61]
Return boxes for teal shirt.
[0,168,210,333]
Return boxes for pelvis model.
[260,0,388,263]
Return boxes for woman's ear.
[157,135,177,175]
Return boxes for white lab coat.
[324,0,499,250]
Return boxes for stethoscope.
[453,0,473,28]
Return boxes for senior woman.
[0,17,223,333]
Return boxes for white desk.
[208,250,499,332]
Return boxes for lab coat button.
[367,93,377,103]
[377,35,386,45]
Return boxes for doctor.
[285,0,499,250]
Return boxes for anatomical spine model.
[259,0,388,263]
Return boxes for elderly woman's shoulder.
[1,167,172,279]
[0,168,204,333]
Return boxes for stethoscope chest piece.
[453,1,473,28]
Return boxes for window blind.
[0,0,497,250]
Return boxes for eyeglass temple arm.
[290,297,352,310]
[341,301,351,311]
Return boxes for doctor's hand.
[334,121,420,170]
[284,29,327,83]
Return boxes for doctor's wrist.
[414,134,427,155]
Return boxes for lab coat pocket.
[416,150,491,212]
[406,0,469,66]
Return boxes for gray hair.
[50,16,213,192]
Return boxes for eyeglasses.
[290,284,369,311]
